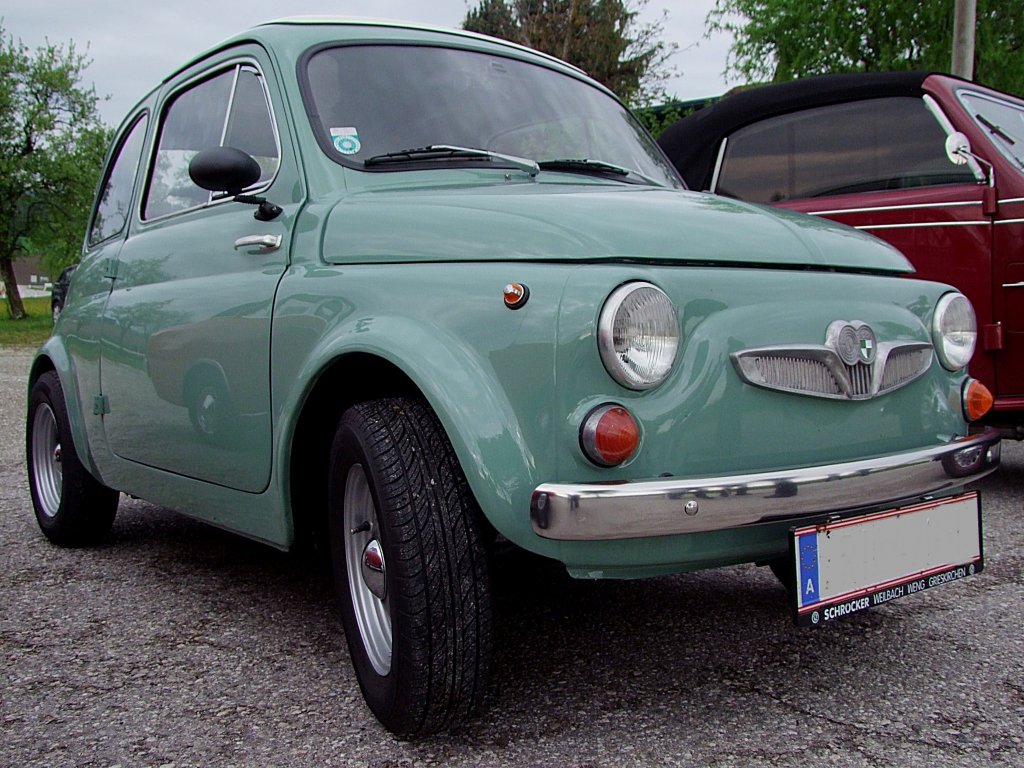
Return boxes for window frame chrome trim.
[955,87,1024,171]
[86,110,151,249]
[141,56,283,224]
[709,136,728,193]
[923,93,986,181]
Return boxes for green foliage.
[634,98,717,138]
[0,23,108,319]
[0,297,52,344]
[463,0,677,106]
[708,0,1024,97]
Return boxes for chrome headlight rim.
[932,292,977,372]
[598,281,680,391]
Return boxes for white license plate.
[790,492,983,626]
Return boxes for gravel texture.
[2,344,1023,767]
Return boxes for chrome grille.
[732,341,933,400]
[750,355,841,396]
[880,346,933,393]
[846,361,873,397]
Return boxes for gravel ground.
[2,344,1022,768]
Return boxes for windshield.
[958,90,1024,170]
[302,44,682,187]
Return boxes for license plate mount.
[787,492,983,627]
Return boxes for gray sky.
[3,0,734,127]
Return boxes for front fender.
[271,264,566,548]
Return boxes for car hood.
[320,182,913,272]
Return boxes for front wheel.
[328,398,492,735]
[27,371,119,546]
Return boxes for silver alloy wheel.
[31,403,63,518]
[344,463,392,675]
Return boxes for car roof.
[164,17,588,89]
[255,17,586,74]
[658,71,933,190]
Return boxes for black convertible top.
[658,71,933,190]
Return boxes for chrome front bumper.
[530,429,1001,541]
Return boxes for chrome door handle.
[234,234,282,252]
[1002,281,1024,288]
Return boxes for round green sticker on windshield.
[331,127,361,155]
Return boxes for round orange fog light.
[963,378,993,421]
[580,404,640,467]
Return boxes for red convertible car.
[659,72,1024,436]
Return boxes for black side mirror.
[189,146,262,195]
[187,146,282,221]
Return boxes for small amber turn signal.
[962,378,993,421]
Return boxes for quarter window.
[89,114,148,245]
[959,90,1024,170]
[144,64,279,220]
[716,97,977,203]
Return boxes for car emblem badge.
[856,325,877,364]
[828,321,877,366]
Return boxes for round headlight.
[598,282,679,390]
[932,292,976,371]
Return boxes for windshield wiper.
[537,158,661,185]
[974,115,1024,170]
[975,114,1017,146]
[364,145,539,176]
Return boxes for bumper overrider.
[530,428,1001,541]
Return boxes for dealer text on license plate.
[790,492,982,626]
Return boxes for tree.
[633,97,716,138]
[463,0,677,106]
[0,24,108,320]
[708,0,1024,97]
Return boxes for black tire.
[26,371,119,546]
[328,398,492,736]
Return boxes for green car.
[26,20,1000,735]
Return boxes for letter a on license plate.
[789,492,983,627]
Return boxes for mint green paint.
[319,184,912,272]
[264,257,969,574]
[31,20,979,577]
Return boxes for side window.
[716,97,978,204]
[144,64,279,220]
[88,114,148,245]
[959,90,1024,170]
[224,68,280,184]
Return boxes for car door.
[65,110,151,453]
[955,87,1024,399]
[710,95,996,389]
[99,48,300,493]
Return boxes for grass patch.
[0,296,52,347]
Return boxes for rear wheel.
[328,398,492,735]
[27,371,119,546]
